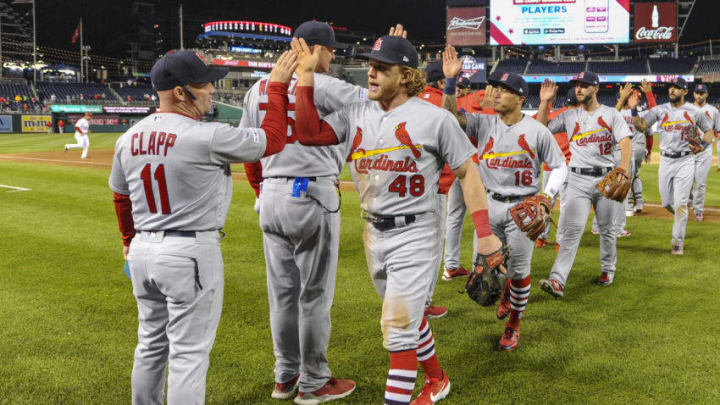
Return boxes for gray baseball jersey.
[548,105,631,168]
[109,112,267,230]
[323,97,475,216]
[641,102,713,154]
[696,103,720,133]
[619,108,646,148]
[465,113,565,195]
[239,73,367,177]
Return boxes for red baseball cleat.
[294,378,356,404]
[272,375,299,399]
[442,266,470,280]
[424,305,448,319]
[540,278,564,298]
[410,372,451,405]
[594,272,613,286]
[535,238,548,248]
[497,326,520,352]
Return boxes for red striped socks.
[417,317,443,380]
[385,350,417,405]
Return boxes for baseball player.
[442,45,567,351]
[536,72,633,297]
[632,77,715,254]
[109,50,296,405]
[64,112,92,159]
[536,87,576,249]
[292,35,504,405]
[690,83,718,221]
[239,21,367,403]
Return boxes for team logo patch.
[395,122,421,158]
[501,73,509,81]
[347,127,364,162]
[195,52,207,63]
[578,72,585,79]
[373,38,383,51]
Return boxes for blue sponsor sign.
[0,115,12,132]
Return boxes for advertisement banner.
[212,59,274,69]
[0,115,12,133]
[21,115,52,132]
[633,2,677,43]
[67,114,121,126]
[521,73,693,83]
[461,57,487,83]
[447,7,487,46]
[103,106,152,114]
[490,0,630,45]
[50,104,104,113]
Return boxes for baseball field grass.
[1,132,720,404]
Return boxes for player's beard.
[668,92,683,103]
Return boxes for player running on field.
[109,50,296,405]
[442,45,567,351]
[631,77,715,254]
[292,35,505,405]
[536,72,633,297]
[689,83,718,221]
[64,112,92,159]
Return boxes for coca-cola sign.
[447,7,487,46]
[633,2,677,43]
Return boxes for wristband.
[630,109,638,117]
[471,209,492,238]
[444,77,457,95]
[701,141,710,148]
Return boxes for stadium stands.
[113,85,158,103]
[0,80,43,112]
[695,59,720,75]
[36,82,115,103]
[526,60,586,74]
[588,60,648,74]
[648,57,696,74]
[493,58,528,74]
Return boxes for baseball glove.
[596,167,631,202]
[509,194,553,241]
[464,244,510,306]
[686,129,705,154]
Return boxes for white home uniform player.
[634,77,714,254]
[536,72,632,297]
[442,64,567,351]
[292,36,504,405]
[109,50,295,405]
[239,21,365,403]
[690,84,718,221]
[64,112,91,159]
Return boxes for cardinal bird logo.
[347,127,364,162]
[572,122,581,137]
[661,113,670,126]
[517,134,535,159]
[395,122,421,159]
[480,137,495,158]
[683,111,694,125]
[597,116,613,134]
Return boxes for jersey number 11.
[141,163,171,214]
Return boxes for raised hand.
[268,51,299,84]
[539,79,558,103]
[290,37,320,75]
[639,79,653,94]
[442,44,464,79]
[628,90,640,109]
[618,82,634,102]
[388,23,408,38]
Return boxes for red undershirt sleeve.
[260,82,290,157]
[113,192,136,247]
[645,91,657,108]
[295,86,340,146]
[244,161,263,197]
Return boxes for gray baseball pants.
[259,177,340,392]
[691,148,713,214]
[443,178,466,270]
[128,230,224,405]
[659,154,694,245]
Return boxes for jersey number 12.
[141,163,171,214]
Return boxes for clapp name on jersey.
[130,131,177,157]
[353,154,418,175]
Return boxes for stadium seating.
[114,86,158,103]
[588,60,648,74]
[695,59,720,75]
[648,57,696,74]
[526,60,586,74]
[0,81,43,112]
[36,82,116,103]
[493,58,528,74]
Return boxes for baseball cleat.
[539,278,564,298]
[591,229,599,235]
[497,326,520,351]
[442,266,469,280]
[617,230,631,238]
[634,202,643,213]
[410,372,450,405]
[272,375,299,400]
[625,210,634,217]
[424,305,448,319]
[594,272,613,286]
[294,377,355,404]
[496,285,511,320]
[63,146,68,152]
[695,212,704,222]
[671,241,684,256]
[535,238,548,248]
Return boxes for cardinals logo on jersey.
[395,122,422,158]
[597,116,613,134]
[480,137,495,159]
[347,127,364,162]
[683,111,694,126]
[517,134,535,159]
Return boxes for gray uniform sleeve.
[714,109,720,132]
[209,124,267,164]
[538,126,566,169]
[640,106,660,127]
[108,138,129,194]
[321,105,352,145]
[464,113,493,140]
[315,76,368,115]
[547,111,567,134]
[694,110,713,133]
[238,89,256,129]
[441,113,476,170]
[611,109,632,142]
